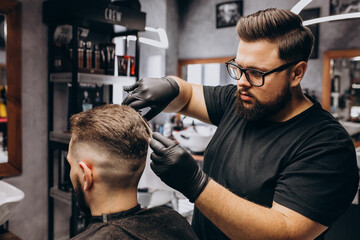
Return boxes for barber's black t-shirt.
[192,84,359,240]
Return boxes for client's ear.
[79,162,93,191]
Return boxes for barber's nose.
[237,73,251,88]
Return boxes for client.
[67,104,198,239]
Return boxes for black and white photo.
[330,0,360,15]
[216,1,242,28]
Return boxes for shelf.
[50,187,72,205]
[46,3,143,239]
[50,131,71,144]
[43,0,146,32]
[50,72,136,86]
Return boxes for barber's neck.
[269,86,313,122]
[87,186,139,216]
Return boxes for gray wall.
[3,0,360,239]
[139,0,167,79]
[0,51,5,64]
[178,0,298,60]
[165,0,179,76]
[178,0,360,101]
[4,0,48,239]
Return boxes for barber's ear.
[79,162,93,191]
[290,61,307,87]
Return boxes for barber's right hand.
[122,76,179,121]
[150,132,210,203]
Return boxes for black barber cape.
[70,204,199,240]
[192,84,359,240]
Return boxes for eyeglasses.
[225,58,298,87]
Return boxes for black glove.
[150,132,210,203]
[122,76,179,120]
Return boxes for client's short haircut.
[69,104,151,189]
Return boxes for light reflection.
[330,58,360,122]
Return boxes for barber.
[123,8,359,240]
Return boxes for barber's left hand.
[122,77,179,121]
[150,132,210,203]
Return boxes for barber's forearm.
[194,179,305,240]
[163,76,193,113]
[164,75,211,124]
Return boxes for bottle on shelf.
[93,44,101,70]
[85,41,92,70]
[78,40,85,70]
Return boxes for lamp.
[291,0,360,26]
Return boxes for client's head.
[67,104,151,215]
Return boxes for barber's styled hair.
[69,104,151,188]
[236,8,314,63]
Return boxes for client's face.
[67,140,79,192]
[74,180,91,216]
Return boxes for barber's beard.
[74,181,91,216]
[234,83,292,121]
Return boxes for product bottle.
[78,40,85,69]
[94,44,100,69]
[106,44,115,75]
[86,41,92,70]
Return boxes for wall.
[178,0,360,101]
[0,51,5,63]
[4,0,48,239]
[2,0,360,239]
[138,0,167,79]
[178,0,297,60]
[165,0,179,76]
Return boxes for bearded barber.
[123,8,359,240]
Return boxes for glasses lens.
[247,69,263,86]
[227,64,242,80]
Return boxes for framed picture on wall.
[299,8,320,59]
[330,0,360,15]
[216,1,243,28]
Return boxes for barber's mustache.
[235,88,255,99]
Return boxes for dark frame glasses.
[225,58,298,87]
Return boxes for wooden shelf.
[42,0,146,32]
[50,72,136,86]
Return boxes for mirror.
[177,57,232,128]
[0,0,22,177]
[322,49,360,121]
[178,57,233,86]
